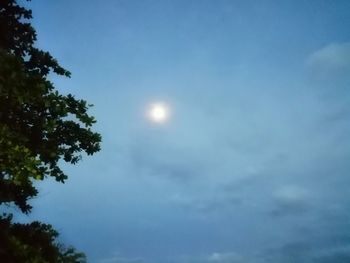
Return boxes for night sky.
[17,0,350,262]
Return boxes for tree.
[0,0,101,261]
[0,214,87,262]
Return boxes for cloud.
[127,135,206,183]
[313,245,350,263]
[259,242,350,263]
[270,185,312,217]
[261,242,312,263]
[168,192,243,215]
[207,252,244,263]
[177,237,350,263]
[177,251,247,263]
[306,42,350,73]
[98,253,145,263]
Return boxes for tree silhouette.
[0,0,101,261]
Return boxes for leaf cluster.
[0,1,102,261]
[0,214,87,263]
[0,0,101,213]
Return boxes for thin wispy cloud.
[307,42,350,73]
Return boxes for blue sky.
[17,0,350,262]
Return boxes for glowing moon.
[148,103,169,123]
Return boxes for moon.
[148,103,169,123]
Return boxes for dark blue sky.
[18,0,350,262]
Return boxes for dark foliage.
[0,214,86,263]
[0,0,101,261]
